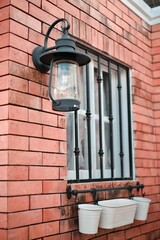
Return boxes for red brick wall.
[0,0,159,239]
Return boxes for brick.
[8,150,42,165]
[42,153,66,166]
[9,75,28,92]
[0,121,8,135]
[10,6,41,32]
[29,166,59,180]
[28,0,41,7]
[29,110,57,126]
[57,0,79,18]
[0,151,8,165]
[108,231,125,240]
[0,75,9,91]
[0,166,7,180]
[43,207,70,222]
[29,81,48,98]
[29,222,59,239]
[59,141,67,154]
[9,120,42,137]
[42,99,53,113]
[0,182,7,196]
[8,181,42,196]
[0,230,7,240]
[8,196,29,212]
[30,138,59,153]
[9,105,28,121]
[10,19,28,39]
[107,1,122,18]
[30,194,60,209]
[11,0,28,12]
[0,136,8,150]
[29,28,44,46]
[43,232,71,240]
[8,210,42,228]
[10,33,36,55]
[9,90,41,110]
[43,126,66,140]
[30,2,57,26]
[0,19,10,34]
[8,135,29,150]
[0,197,7,212]
[0,0,10,8]
[8,166,29,180]
[60,218,77,233]
[81,11,100,30]
[0,213,7,228]
[0,33,9,48]
[126,227,141,239]
[43,180,67,194]
[0,6,9,21]
[0,61,9,76]
[10,47,28,65]
[8,227,28,240]
[9,61,42,82]
[58,115,66,128]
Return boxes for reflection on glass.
[67,113,74,170]
[79,114,88,170]
[103,71,109,116]
[95,119,100,169]
[104,122,111,169]
[51,61,80,100]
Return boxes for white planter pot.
[78,204,102,234]
[133,197,151,221]
[98,198,137,229]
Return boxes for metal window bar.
[85,63,92,179]
[117,65,124,178]
[74,110,80,181]
[97,56,104,178]
[108,61,114,179]
[126,69,133,178]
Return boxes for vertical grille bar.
[74,110,80,180]
[86,63,92,179]
[108,61,114,178]
[126,69,133,178]
[117,65,124,178]
[97,56,104,178]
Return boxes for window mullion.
[86,63,92,179]
[108,61,114,178]
[126,69,133,178]
[74,110,80,181]
[97,56,104,179]
[117,66,124,178]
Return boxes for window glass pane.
[104,122,110,169]
[103,71,109,116]
[67,113,74,170]
[79,113,88,170]
[94,68,99,114]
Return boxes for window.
[67,45,134,183]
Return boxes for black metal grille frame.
[68,43,133,183]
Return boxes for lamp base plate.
[52,99,80,112]
[32,46,50,73]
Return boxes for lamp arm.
[44,18,70,51]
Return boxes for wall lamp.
[32,18,91,111]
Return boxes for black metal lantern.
[32,18,91,111]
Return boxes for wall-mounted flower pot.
[78,204,102,234]
[98,198,137,229]
[133,197,151,221]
